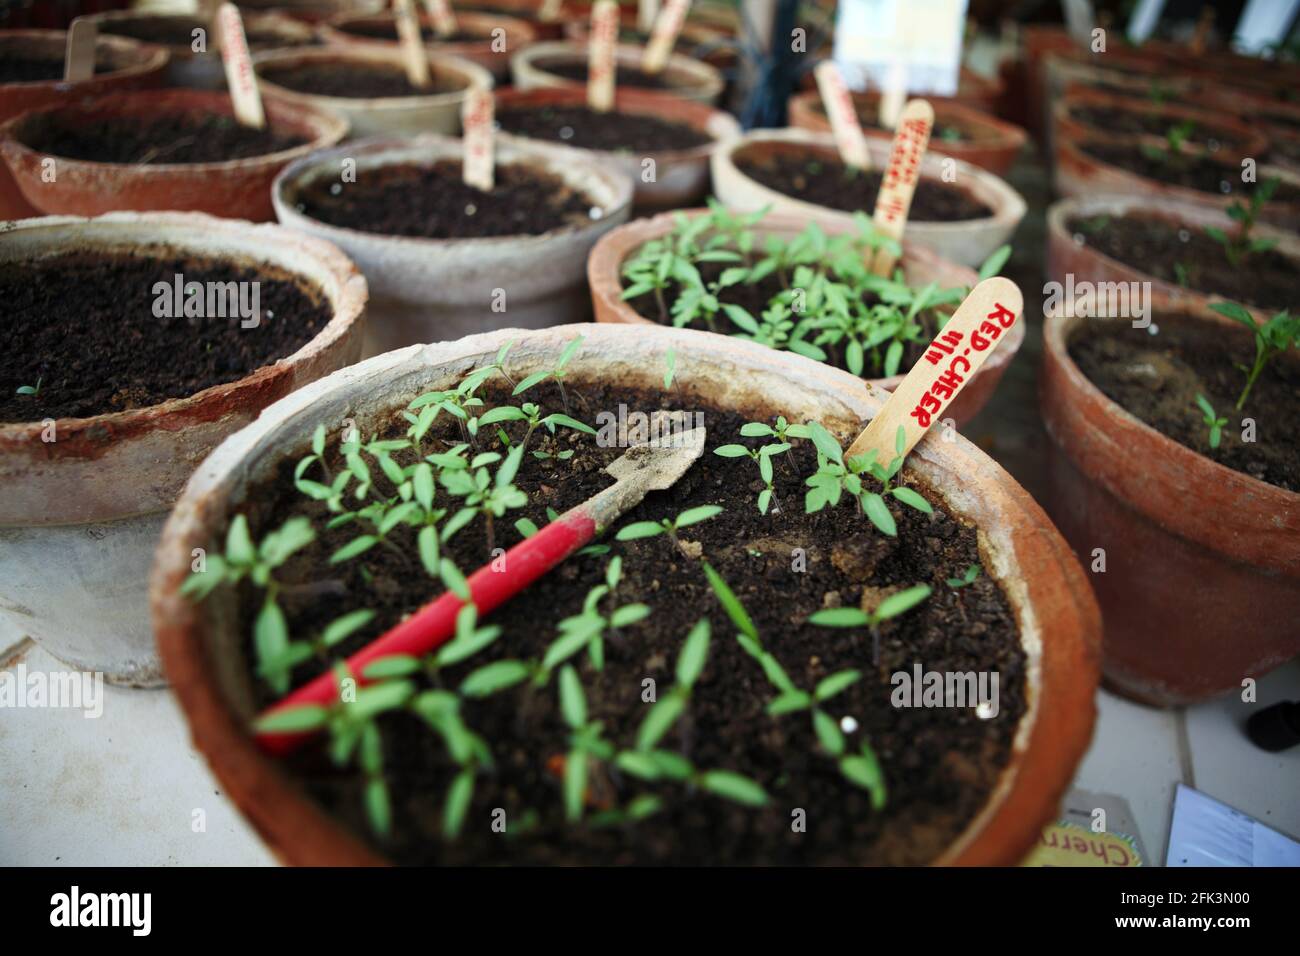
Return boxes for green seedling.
[15,376,41,397]
[542,556,651,672]
[1205,177,1280,268]
[512,335,584,414]
[945,564,982,589]
[809,584,932,666]
[439,444,529,554]
[475,400,595,458]
[557,665,615,821]
[1140,119,1197,164]
[803,422,932,535]
[1195,393,1227,449]
[615,504,724,555]
[714,439,790,514]
[1209,301,1300,410]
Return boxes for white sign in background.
[831,0,969,98]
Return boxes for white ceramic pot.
[511,41,724,105]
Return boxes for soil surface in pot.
[21,111,309,164]
[291,159,599,239]
[101,15,319,51]
[808,100,966,143]
[1069,317,1300,491]
[736,153,993,221]
[1078,141,1300,203]
[1065,105,1249,152]
[496,104,712,152]
[234,377,1027,865]
[534,59,678,91]
[1066,212,1299,312]
[258,61,465,98]
[0,50,116,82]
[338,21,485,43]
[0,250,331,422]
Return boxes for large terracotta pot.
[711,129,1027,269]
[234,0,386,24]
[494,85,738,210]
[1040,299,1300,706]
[272,133,632,355]
[321,10,536,80]
[0,29,169,219]
[561,17,737,72]
[795,65,1004,118]
[0,88,348,222]
[787,90,1028,176]
[253,46,493,139]
[149,322,1101,865]
[511,41,724,105]
[0,212,366,686]
[459,0,575,41]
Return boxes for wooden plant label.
[845,277,1023,465]
[395,0,432,87]
[638,0,660,33]
[63,17,98,83]
[813,61,869,169]
[462,87,495,191]
[642,0,690,74]
[868,98,933,276]
[422,0,457,38]
[216,4,265,129]
[587,0,619,112]
[539,0,563,22]
[878,56,907,129]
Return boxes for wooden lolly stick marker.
[868,98,932,277]
[394,0,432,87]
[64,17,98,83]
[813,60,869,170]
[637,0,660,33]
[588,0,618,112]
[422,0,457,39]
[845,277,1023,465]
[642,0,689,74]
[216,3,265,129]
[539,0,563,22]
[462,86,495,191]
[878,55,907,129]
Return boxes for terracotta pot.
[1021,23,1076,139]
[561,18,737,72]
[494,85,738,210]
[511,41,724,105]
[272,133,632,355]
[456,0,575,41]
[1045,193,1300,318]
[711,129,1027,269]
[253,46,492,139]
[0,212,366,686]
[1052,135,1300,228]
[0,29,169,219]
[588,207,1020,427]
[321,11,536,80]
[787,90,1027,176]
[234,0,386,24]
[150,322,1100,865]
[1040,299,1300,706]
[0,88,348,222]
[795,65,1004,117]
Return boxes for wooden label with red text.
[63,17,98,83]
[422,0,457,38]
[869,98,933,276]
[462,87,495,191]
[587,0,619,111]
[845,277,1023,465]
[642,0,690,73]
[216,3,265,129]
[813,61,869,169]
[394,0,432,87]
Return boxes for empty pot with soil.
[0,29,169,219]
[232,0,386,23]
[1041,297,1300,706]
[150,322,1100,864]
[512,41,724,105]
[712,129,1027,269]
[456,0,574,41]
[0,211,366,686]
[493,86,739,211]
[254,46,493,139]
[272,133,632,355]
[321,10,536,80]
[0,88,348,222]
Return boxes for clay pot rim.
[1042,297,1300,566]
[322,10,538,49]
[87,9,319,51]
[0,88,349,177]
[787,89,1028,151]
[511,40,725,101]
[271,132,634,250]
[1054,87,1269,156]
[252,46,493,109]
[586,206,1025,394]
[0,28,171,89]
[492,85,740,161]
[149,322,1100,866]
[0,211,367,445]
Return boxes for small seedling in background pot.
[15,377,41,397]
[1209,301,1300,410]
[1205,177,1280,268]
[1139,120,1196,165]
[946,564,982,589]
[1195,393,1227,449]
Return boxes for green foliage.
[945,564,982,589]
[615,505,724,552]
[15,376,41,397]
[802,422,932,535]
[542,556,652,673]
[1209,301,1299,410]
[1195,393,1227,450]
[512,335,584,414]
[1204,177,1280,268]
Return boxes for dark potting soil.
[1066,213,1299,313]
[292,159,599,239]
[98,15,207,48]
[1079,141,1300,204]
[1067,105,1250,152]
[22,111,309,164]
[1070,317,1300,492]
[236,379,1026,865]
[537,59,679,91]
[735,153,993,222]
[0,251,331,422]
[808,100,967,143]
[0,51,115,83]
[259,61,464,98]
[496,104,712,152]
[338,21,483,43]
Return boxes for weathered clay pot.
[1040,299,1300,706]
[272,133,632,355]
[787,90,1028,176]
[253,46,493,139]
[1046,193,1300,318]
[0,29,169,219]
[234,0,385,24]
[794,65,1004,117]
[150,322,1100,865]
[711,129,1027,269]
[588,208,1021,426]
[1053,134,1300,228]
[459,0,574,41]
[494,85,738,210]
[511,41,724,105]
[0,212,366,686]
[0,88,348,222]
[561,17,736,72]
[321,10,536,80]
